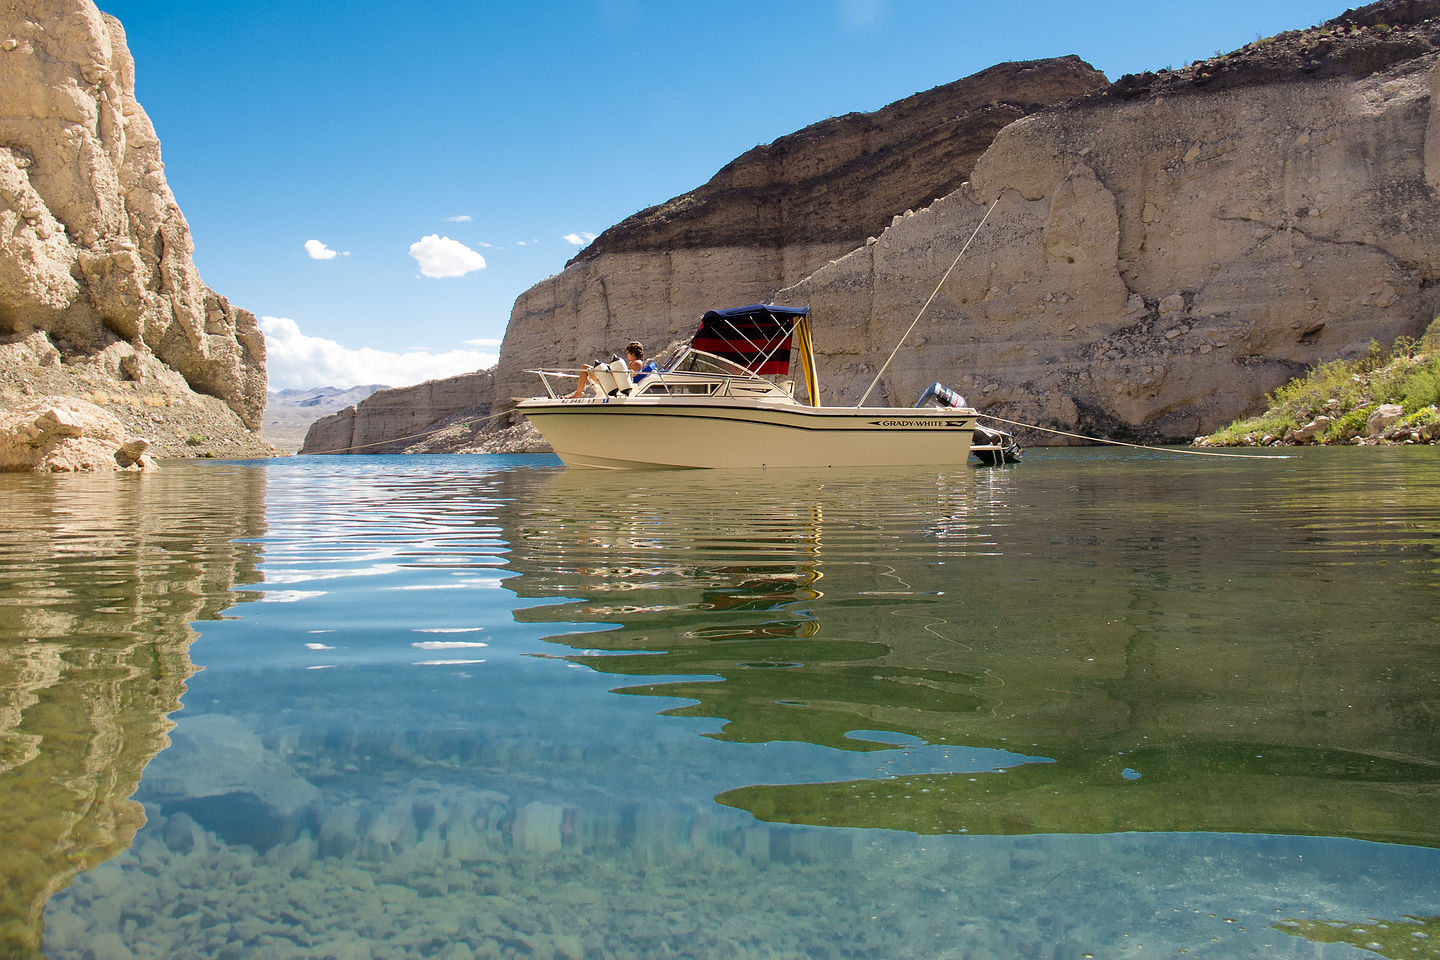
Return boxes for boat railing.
[526,348,794,402]
[526,368,582,399]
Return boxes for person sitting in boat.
[572,341,651,397]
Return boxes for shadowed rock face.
[0,0,265,432]
[572,57,1109,259]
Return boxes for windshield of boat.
[669,348,763,379]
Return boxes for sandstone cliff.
[304,57,1104,454]
[0,0,273,467]
[300,370,493,455]
[778,0,1440,442]
[307,0,1440,455]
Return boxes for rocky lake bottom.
[2,449,1437,959]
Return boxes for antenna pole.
[856,196,1000,407]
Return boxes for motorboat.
[516,304,979,470]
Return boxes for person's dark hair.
[626,341,644,359]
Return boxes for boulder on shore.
[0,398,155,472]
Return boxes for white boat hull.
[518,397,976,469]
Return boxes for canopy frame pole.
[730,310,795,375]
[796,314,819,405]
[749,309,800,376]
[856,196,999,407]
[710,308,801,378]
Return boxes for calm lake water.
[1,448,1438,959]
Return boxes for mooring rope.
[857,197,1002,407]
[977,413,1289,460]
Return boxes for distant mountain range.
[263,385,389,451]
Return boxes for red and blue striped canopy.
[690,304,809,375]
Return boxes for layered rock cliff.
[301,370,492,455]
[0,0,272,466]
[778,0,1440,442]
[308,0,1440,454]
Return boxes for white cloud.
[408,234,486,278]
[839,0,883,32]
[443,214,473,222]
[305,239,349,260]
[564,232,598,246]
[260,315,499,390]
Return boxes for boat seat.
[591,364,618,395]
[604,359,634,396]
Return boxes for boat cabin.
[529,304,818,405]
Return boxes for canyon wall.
[301,370,492,455]
[307,0,1440,454]
[0,0,272,465]
[489,57,1107,416]
[777,3,1440,441]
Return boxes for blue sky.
[98,0,1348,390]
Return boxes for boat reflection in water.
[506,456,1440,849]
[511,468,1001,755]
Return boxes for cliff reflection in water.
[505,452,1440,848]
[0,465,265,957]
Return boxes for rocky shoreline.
[0,2,273,472]
[0,331,282,470]
[1198,319,1440,446]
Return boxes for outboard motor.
[971,423,1023,465]
[916,382,1022,465]
[914,382,966,409]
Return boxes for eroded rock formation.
[308,0,1440,454]
[780,2,1440,441]
[0,397,154,471]
[300,370,493,455]
[0,0,270,465]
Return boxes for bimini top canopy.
[690,304,810,375]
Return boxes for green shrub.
[1398,406,1439,430]
[1420,318,1440,354]
[1323,404,1377,443]
[1398,357,1440,413]
[1201,317,1440,444]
